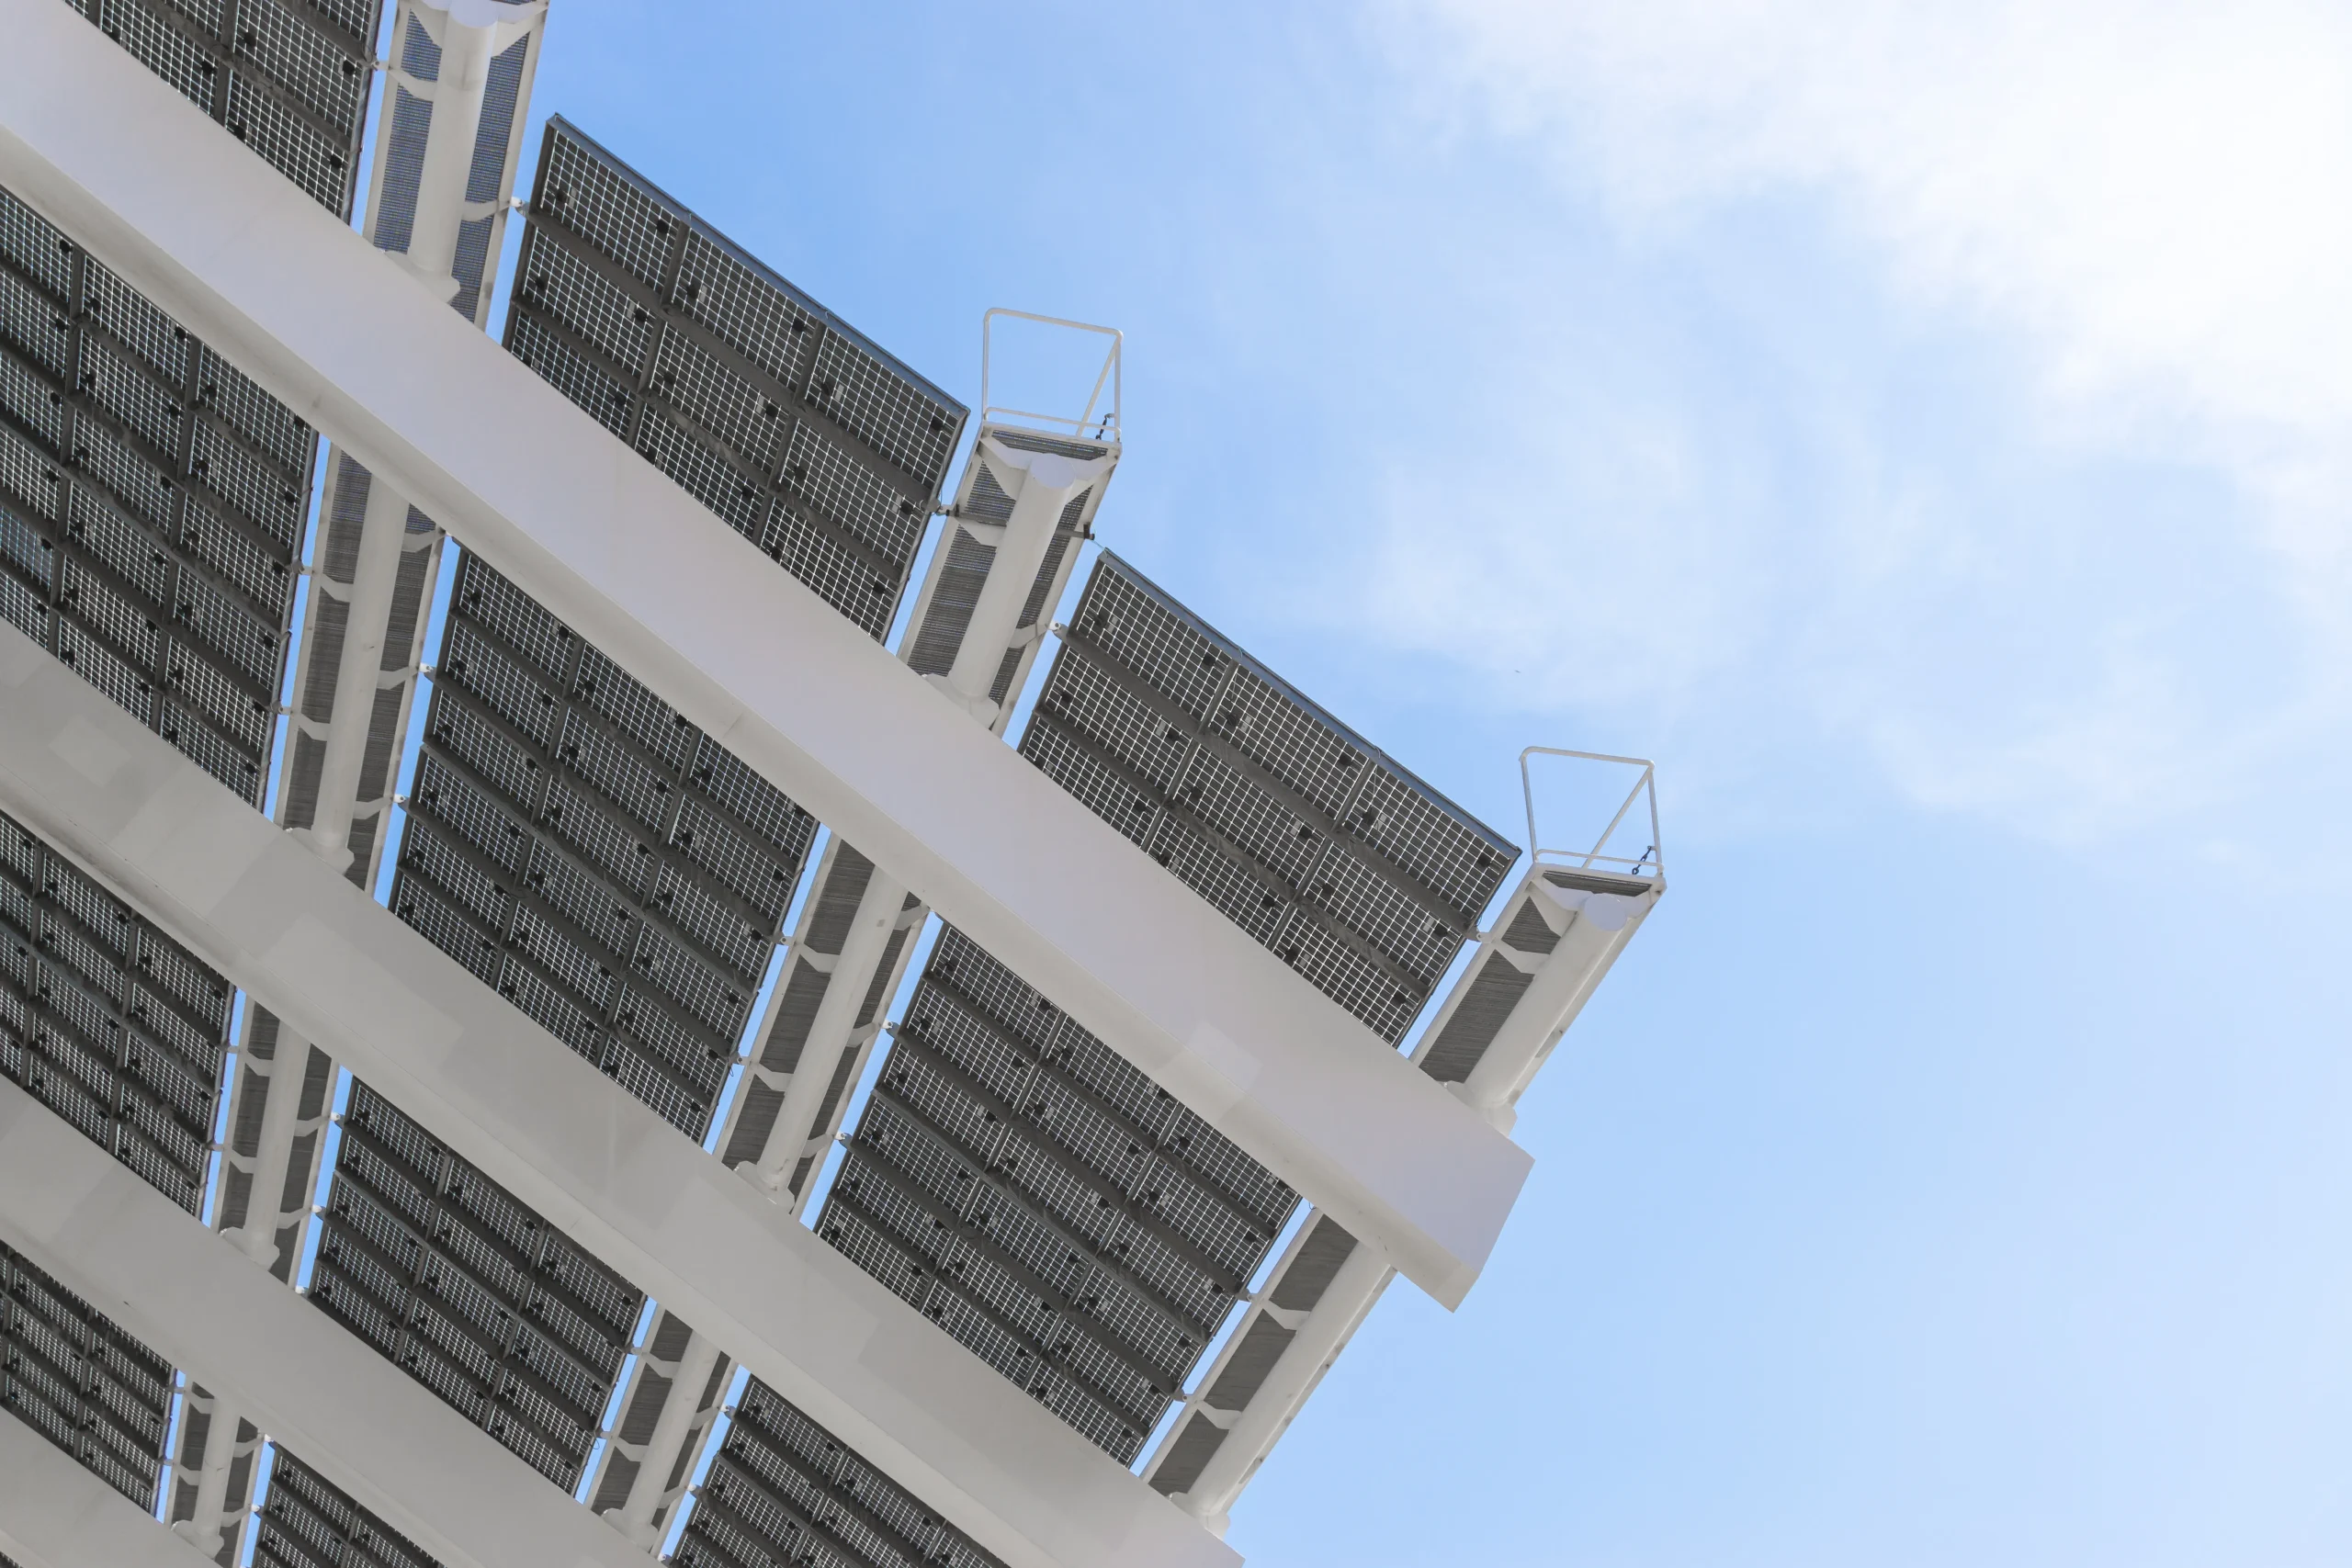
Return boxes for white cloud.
[1352,0,2352,836]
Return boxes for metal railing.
[1521,747,1663,882]
[980,307,1122,441]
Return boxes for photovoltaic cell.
[254,1443,443,1568]
[813,925,1300,1464]
[673,1377,1008,1568]
[507,118,967,642]
[309,1082,644,1495]
[390,551,818,1141]
[0,1240,175,1510]
[0,807,235,1215]
[70,0,383,220]
[0,181,311,807]
[1019,552,1520,1043]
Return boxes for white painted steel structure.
[0,1077,656,1568]
[0,0,1529,1316]
[0,620,1234,1568]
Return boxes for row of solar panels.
[0,182,313,807]
[8,27,1532,1551]
[59,0,383,220]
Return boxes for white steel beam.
[0,0,1529,1310]
[0,627,1234,1568]
[0,1078,658,1568]
[0,1407,214,1568]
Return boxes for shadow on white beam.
[0,627,1232,1568]
[0,1080,651,1568]
[0,0,1528,1311]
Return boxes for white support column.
[1175,1240,1393,1534]
[227,1030,311,1267]
[0,630,1234,1568]
[300,473,412,871]
[0,1408,217,1568]
[747,863,907,1195]
[609,1330,723,1547]
[1454,875,1654,1130]
[0,1081,665,1568]
[0,3,1531,1308]
[169,1385,252,1558]
[931,439,1111,727]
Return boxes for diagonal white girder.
[0,1398,213,1568]
[0,1080,659,1568]
[0,628,1233,1568]
[0,0,1528,1311]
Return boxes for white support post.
[609,1330,723,1547]
[226,1031,311,1268]
[169,1386,246,1557]
[0,1408,218,1568]
[1453,876,1654,1132]
[0,630,1235,1568]
[378,0,546,310]
[300,473,411,872]
[0,1081,667,1568]
[0,1,1532,1309]
[747,863,907,1195]
[1175,1241,1393,1534]
[932,439,1112,727]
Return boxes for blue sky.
[497,5,2352,1563]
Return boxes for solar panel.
[1019,552,1520,1043]
[0,1239,175,1509]
[0,807,236,1215]
[0,180,315,807]
[308,1081,645,1495]
[673,1377,1008,1568]
[390,551,820,1141]
[62,0,384,220]
[505,118,967,642]
[254,1442,444,1568]
[812,925,1300,1465]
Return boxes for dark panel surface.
[814,926,1300,1463]
[309,1082,644,1494]
[1020,551,1519,1043]
[0,180,313,806]
[0,1239,173,1509]
[390,550,818,1140]
[254,1442,443,1568]
[506,118,967,642]
[0,807,234,1213]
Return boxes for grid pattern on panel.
[814,926,1300,1464]
[0,1242,173,1509]
[390,552,814,1141]
[674,1378,1008,1568]
[1017,552,1519,1043]
[254,1445,441,1568]
[506,118,966,645]
[0,808,233,1213]
[75,0,381,220]
[0,182,310,807]
[309,1083,643,1495]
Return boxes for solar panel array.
[0,1239,174,1508]
[505,118,967,641]
[673,1375,1007,1568]
[1021,553,1519,1043]
[308,1082,645,1494]
[0,808,235,1215]
[391,551,820,1140]
[0,181,314,807]
[61,0,385,220]
[255,1443,444,1568]
[814,926,1301,1464]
